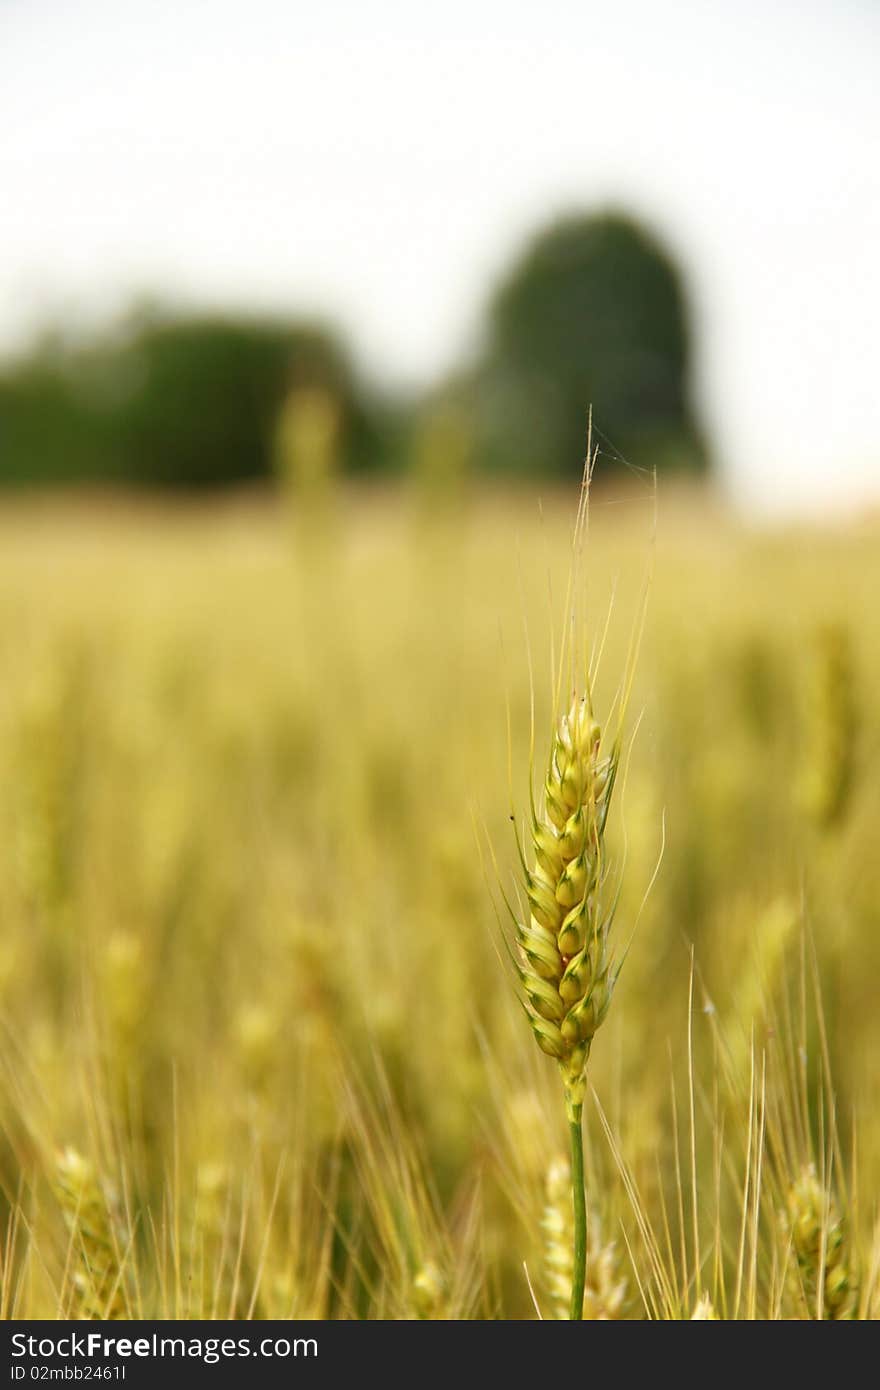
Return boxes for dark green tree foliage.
[479,211,707,477]
[0,348,124,486]
[0,313,386,488]
[117,317,346,487]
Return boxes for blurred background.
[1,0,879,1320]
[1,0,878,510]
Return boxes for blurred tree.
[0,311,389,488]
[0,345,124,486]
[477,210,708,478]
[115,314,367,488]
[0,211,709,488]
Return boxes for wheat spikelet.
[786,1164,857,1319]
[519,690,619,1121]
[54,1148,127,1320]
[583,1231,627,1320]
[541,1158,626,1320]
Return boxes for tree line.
[0,211,708,488]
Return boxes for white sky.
[1,0,878,514]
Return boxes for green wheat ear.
[516,689,624,1324]
[519,692,619,1124]
[510,448,646,1320]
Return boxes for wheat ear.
[786,1164,858,1319]
[510,445,646,1319]
[542,1157,627,1319]
[519,689,620,1316]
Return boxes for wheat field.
[0,482,877,1319]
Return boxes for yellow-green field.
[1,483,878,1319]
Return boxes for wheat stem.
[569,1112,586,1321]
